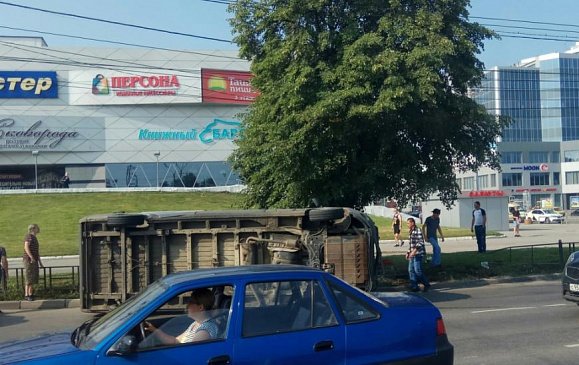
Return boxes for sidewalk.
[381,221,578,255]
[0,298,80,311]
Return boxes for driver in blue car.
[144,288,218,343]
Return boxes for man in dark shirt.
[422,209,445,268]
[405,218,430,292]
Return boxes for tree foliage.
[228,0,508,209]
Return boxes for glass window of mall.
[501,152,522,164]
[502,173,522,187]
[528,151,549,163]
[530,173,549,186]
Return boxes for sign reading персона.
[0,71,58,98]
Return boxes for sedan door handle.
[208,355,231,365]
[314,340,334,352]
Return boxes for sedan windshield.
[78,280,168,350]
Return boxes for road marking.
[544,304,568,307]
[565,344,579,348]
[471,306,536,314]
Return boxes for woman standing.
[23,224,43,301]
[392,209,404,247]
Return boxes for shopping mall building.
[465,42,579,210]
[0,36,253,189]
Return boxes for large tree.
[228,0,508,209]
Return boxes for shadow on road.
[422,291,471,303]
[0,313,28,328]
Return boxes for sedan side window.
[328,282,378,323]
[132,286,233,351]
[242,280,338,337]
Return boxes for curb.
[379,234,507,245]
[379,273,562,293]
[0,275,562,310]
[0,298,80,311]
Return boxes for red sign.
[201,69,258,105]
[468,190,505,197]
[514,188,557,193]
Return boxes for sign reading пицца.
[201,69,258,105]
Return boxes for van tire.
[308,208,344,222]
[107,214,146,227]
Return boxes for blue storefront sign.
[0,71,58,98]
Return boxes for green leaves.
[228,0,503,208]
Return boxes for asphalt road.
[427,279,579,365]
[1,279,577,364]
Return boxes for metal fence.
[487,240,576,270]
[2,265,79,293]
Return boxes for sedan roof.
[159,264,324,286]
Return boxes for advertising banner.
[201,69,258,105]
[67,70,202,105]
[571,196,579,209]
[0,116,105,152]
[137,118,242,145]
[0,71,58,98]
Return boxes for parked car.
[553,207,566,217]
[0,266,453,365]
[404,210,421,218]
[562,252,579,304]
[525,209,565,224]
[570,209,579,216]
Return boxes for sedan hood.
[0,333,81,364]
[371,292,433,308]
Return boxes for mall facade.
[0,37,253,189]
[466,43,579,210]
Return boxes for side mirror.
[108,335,138,356]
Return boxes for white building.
[0,37,253,189]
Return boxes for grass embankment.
[0,192,242,257]
[381,246,565,287]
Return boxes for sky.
[0,0,579,69]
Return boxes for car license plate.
[570,283,579,292]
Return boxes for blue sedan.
[0,265,453,364]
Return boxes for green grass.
[370,215,493,240]
[381,246,565,287]
[0,192,243,257]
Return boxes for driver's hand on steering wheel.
[144,321,156,332]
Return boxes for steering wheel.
[139,321,147,339]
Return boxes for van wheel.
[107,214,146,227]
[308,208,344,222]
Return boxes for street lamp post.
[154,151,161,188]
[32,150,39,190]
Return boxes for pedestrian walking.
[470,201,487,253]
[61,172,70,188]
[512,208,521,237]
[23,224,43,301]
[392,208,404,247]
[405,217,430,292]
[422,209,445,268]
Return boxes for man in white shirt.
[470,201,487,253]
